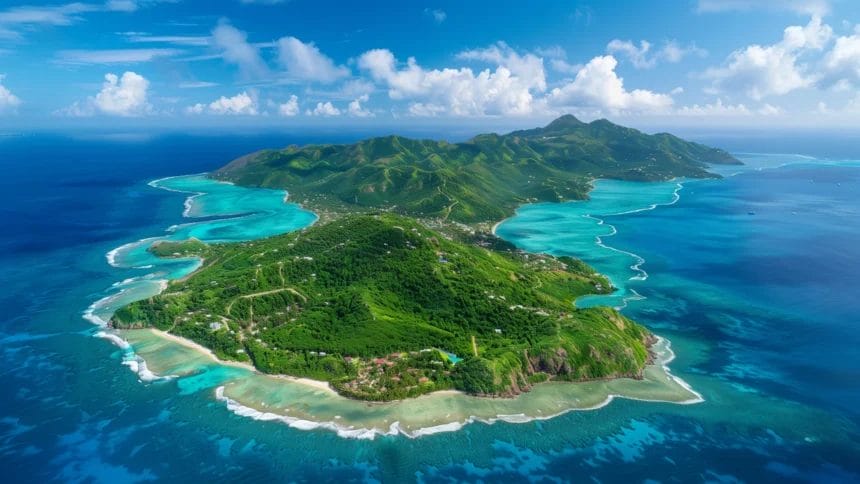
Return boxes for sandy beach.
[146,328,337,394]
[490,219,505,235]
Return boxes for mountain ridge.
[212,115,740,223]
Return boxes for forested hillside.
[114,214,652,400]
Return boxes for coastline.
[143,327,458,400]
[490,177,603,237]
[125,326,702,439]
[127,327,696,406]
[490,219,504,236]
[89,171,704,439]
[145,328,338,395]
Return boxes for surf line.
[212,335,702,441]
[89,175,254,384]
[148,173,210,218]
[582,181,685,307]
[584,214,649,282]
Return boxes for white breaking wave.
[94,330,175,383]
[583,214,649,283]
[94,330,131,349]
[604,182,684,217]
[106,237,161,268]
[122,354,174,383]
[578,181,686,309]
[148,174,209,218]
[652,336,705,404]
[84,278,168,329]
[83,289,128,326]
[214,386,392,440]
[147,173,207,191]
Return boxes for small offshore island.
[111,115,740,403]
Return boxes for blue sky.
[0,0,859,131]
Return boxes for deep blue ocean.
[1,132,858,482]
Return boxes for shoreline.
[90,171,704,439]
[137,326,694,406]
[490,177,603,237]
[145,328,338,395]
[204,335,702,440]
[125,174,692,405]
[144,328,462,401]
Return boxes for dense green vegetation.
[212,115,739,223]
[113,214,652,400]
[148,238,208,258]
[114,116,732,400]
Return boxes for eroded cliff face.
[487,333,657,399]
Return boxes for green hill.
[212,115,739,223]
[113,214,653,401]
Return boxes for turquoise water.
[443,351,463,364]
[496,180,684,309]
[86,174,317,328]
[2,134,859,482]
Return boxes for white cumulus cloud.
[822,30,860,86]
[358,45,545,116]
[94,71,151,116]
[548,55,674,113]
[309,101,341,116]
[455,42,547,91]
[0,76,21,113]
[675,99,784,117]
[277,36,349,83]
[347,94,373,117]
[278,94,299,116]
[607,40,655,69]
[676,99,752,116]
[703,16,833,99]
[58,71,151,117]
[187,91,259,115]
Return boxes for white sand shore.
[145,328,458,399]
[149,328,255,370]
[147,328,337,394]
[491,219,505,235]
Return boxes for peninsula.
[212,114,738,224]
[112,115,739,401]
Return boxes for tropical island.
[112,115,739,402]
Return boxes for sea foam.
[95,330,175,382]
